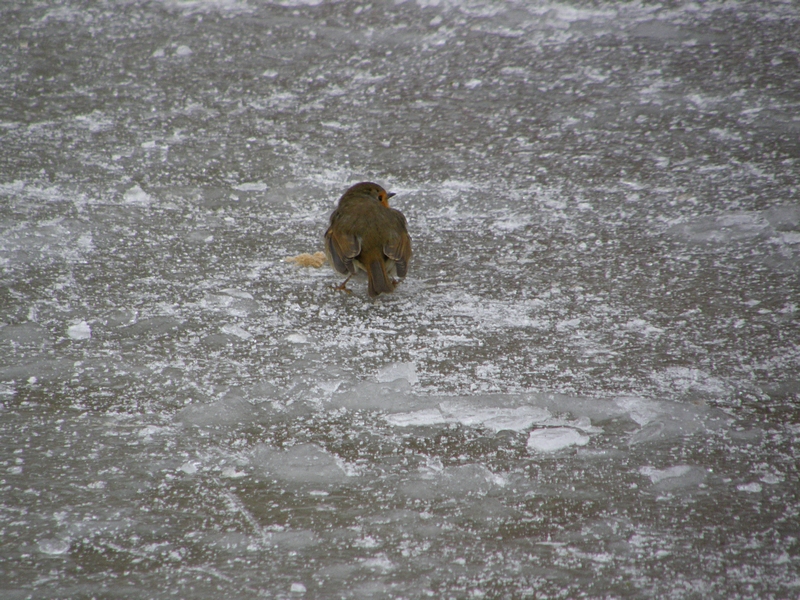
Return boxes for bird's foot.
[332,276,353,294]
[332,283,352,294]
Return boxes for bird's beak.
[387,192,397,199]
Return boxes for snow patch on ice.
[180,461,200,474]
[449,294,549,330]
[491,213,532,233]
[74,111,113,133]
[624,318,663,336]
[67,321,91,340]
[652,367,731,397]
[123,185,152,205]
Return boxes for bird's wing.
[384,231,412,278]
[325,228,361,274]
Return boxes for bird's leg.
[332,274,353,294]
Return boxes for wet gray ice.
[2,0,799,598]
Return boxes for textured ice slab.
[667,212,772,243]
[527,427,590,452]
[639,465,708,492]
[38,538,71,556]
[330,379,418,412]
[0,322,51,347]
[0,358,77,384]
[666,205,800,272]
[175,396,271,428]
[398,464,508,501]
[252,443,350,486]
[617,395,731,444]
[386,401,552,433]
[334,379,729,443]
[376,361,419,385]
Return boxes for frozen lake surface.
[2,0,799,597]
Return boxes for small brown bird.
[324,182,412,299]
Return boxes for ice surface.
[1,0,798,597]
[0,322,51,347]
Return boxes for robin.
[324,182,412,299]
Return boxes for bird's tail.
[365,253,395,299]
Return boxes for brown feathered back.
[324,182,412,298]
